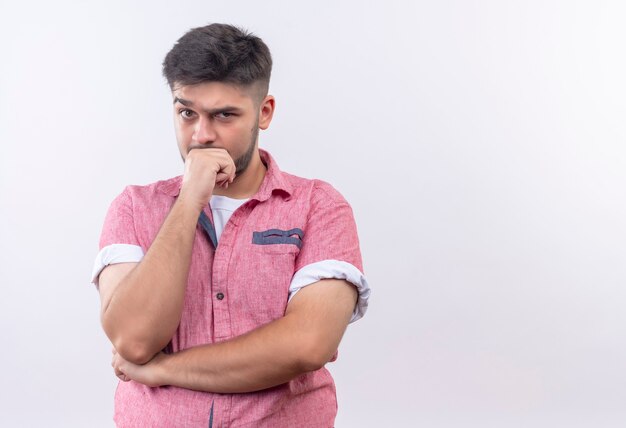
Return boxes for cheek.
[174,122,192,141]
[218,125,242,142]
[233,120,256,137]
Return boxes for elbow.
[102,312,160,365]
[114,339,156,365]
[296,338,336,373]
[103,322,156,365]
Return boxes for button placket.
[212,240,234,340]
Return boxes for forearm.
[102,196,201,363]
[112,280,356,392]
[156,313,322,393]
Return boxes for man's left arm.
[112,278,357,393]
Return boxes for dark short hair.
[162,23,272,101]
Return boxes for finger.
[114,366,128,381]
[213,153,236,179]
[113,361,130,382]
[116,372,129,382]
[215,172,230,184]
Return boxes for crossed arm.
[108,276,357,393]
[98,194,358,393]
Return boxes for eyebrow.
[173,97,242,115]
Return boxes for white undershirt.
[210,195,249,242]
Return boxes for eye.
[215,112,234,119]
[179,109,195,119]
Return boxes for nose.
[193,116,217,145]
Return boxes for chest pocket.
[227,228,303,326]
[252,228,303,254]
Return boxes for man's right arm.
[99,196,202,365]
[98,148,236,365]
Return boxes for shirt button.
[216,292,225,300]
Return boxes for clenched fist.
[179,147,236,210]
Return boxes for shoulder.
[280,172,350,207]
[101,176,182,247]
[118,175,182,202]
[105,176,181,218]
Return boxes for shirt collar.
[157,148,292,202]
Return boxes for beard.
[234,123,259,176]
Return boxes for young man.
[91,23,370,427]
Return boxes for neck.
[212,150,266,199]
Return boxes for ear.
[258,95,275,130]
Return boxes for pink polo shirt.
[92,149,369,427]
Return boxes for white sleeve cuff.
[288,260,371,323]
[90,244,145,286]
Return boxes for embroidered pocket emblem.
[252,228,304,248]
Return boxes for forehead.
[172,81,256,109]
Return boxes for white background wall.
[1,1,624,426]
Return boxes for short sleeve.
[295,181,363,272]
[98,187,141,250]
[291,181,370,322]
[90,188,144,287]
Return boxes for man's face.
[172,81,262,175]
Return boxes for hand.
[111,347,168,387]
[179,147,236,210]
